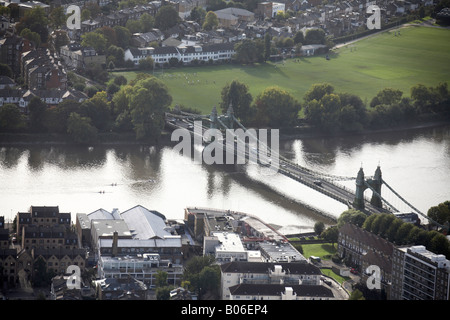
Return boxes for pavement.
[316,259,360,300]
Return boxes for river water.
[1,124,449,234]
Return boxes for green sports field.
[113,25,450,114]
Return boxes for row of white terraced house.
[124,42,236,66]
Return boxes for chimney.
[112,231,118,257]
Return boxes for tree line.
[313,204,450,259]
[1,76,449,144]
[303,82,450,133]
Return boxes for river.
[1,124,449,234]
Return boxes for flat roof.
[259,241,306,263]
[213,232,246,253]
[92,220,132,238]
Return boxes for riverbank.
[1,119,449,147]
[279,120,450,141]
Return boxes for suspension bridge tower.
[353,166,383,211]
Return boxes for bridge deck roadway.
[165,118,385,215]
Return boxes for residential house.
[60,43,106,71]
[31,247,86,275]
[131,31,163,47]
[337,223,394,272]
[78,4,160,35]
[0,76,15,89]
[0,34,32,77]
[229,283,334,300]
[50,275,82,300]
[61,88,88,103]
[93,277,148,300]
[214,8,255,28]
[0,249,18,286]
[0,217,9,249]
[220,261,323,299]
[17,206,71,237]
[0,15,10,33]
[124,42,235,66]
[0,88,29,111]
[177,0,208,19]
[301,44,327,56]
[11,246,86,288]
[27,65,67,91]
[17,206,78,253]
[17,1,50,18]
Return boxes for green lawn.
[112,25,450,114]
[300,243,337,260]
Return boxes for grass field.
[300,243,337,260]
[112,25,450,114]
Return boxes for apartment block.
[220,261,322,299]
[391,245,450,300]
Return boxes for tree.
[67,112,98,144]
[411,83,449,114]
[304,28,326,45]
[96,26,118,48]
[206,0,227,11]
[113,26,132,49]
[203,11,218,30]
[156,286,171,300]
[234,39,261,64]
[155,270,168,287]
[314,221,325,236]
[49,6,66,29]
[20,28,41,47]
[126,19,142,33]
[79,94,112,131]
[190,6,206,24]
[139,56,154,70]
[0,104,24,132]
[140,13,155,32]
[349,289,365,300]
[264,33,271,61]
[338,92,368,132]
[107,45,125,67]
[197,265,221,299]
[81,32,107,54]
[16,7,49,44]
[27,96,48,132]
[395,222,414,245]
[0,63,13,78]
[321,226,339,247]
[113,75,128,86]
[183,255,216,295]
[128,77,172,140]
[219,80,253,123]
[337,209,367,228]
[427,201,450,227]
[385,219,404,242]
[304,83,334,102]
[429,233,450,258]
[294,31,304,45]
[370,88,403,108]
[155,5,179,31]
[253,86,299,127]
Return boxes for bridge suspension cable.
[364,181,400,213]
[232,116,357,182]
[381,179,445,228]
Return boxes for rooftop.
[229,283,333,297]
